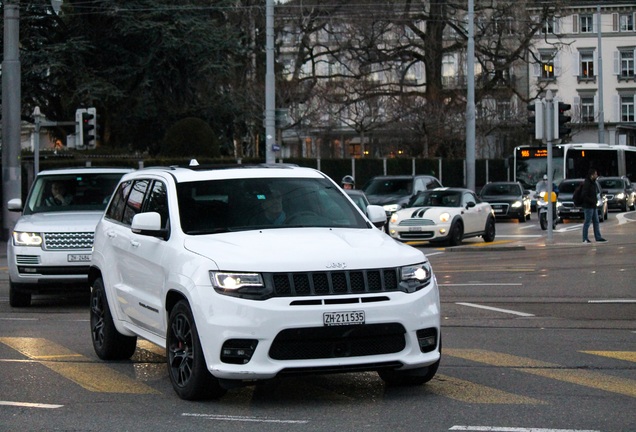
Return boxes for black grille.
[269,323,406,360]
[264,268,401,297]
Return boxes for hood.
[13,211,104,233]
[394,206,447,219]
[184,227,425,272]
[366,193,411,206]
[480,194,521,201]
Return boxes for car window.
[122,180,150,226]
[363,178,413,195]
[143,181,169,230]
[462,192,477,207]
[23,173,126,215]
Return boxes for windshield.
[598,179,623,189]
[558,181,582,193]
[408,190,462,208]
[480,183,520,196]
[515,157,564,189]
[23,173,126,215]
[176,177,369,234]
[363,178,413,195]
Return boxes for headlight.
[511,200,522,208]
[383,204,401,213]
[12,231,43,247]
[439,212,450,223]
[210,271,270,299]
[400,262,433,293]
[616,193,625,200]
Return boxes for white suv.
[89,164,441,400]
[7,167,133,307]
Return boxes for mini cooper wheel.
[90,277,137,360]
[483,217,496,242]
[167,300,226,400]
[9,282,31,308]
[447,221,463,246]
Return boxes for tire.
[90,277,137,360]
[518,214,526,223]
[482,217,496,242]
[447,221,463,246]
[167,300,226,400]
[539,213,548,230]
[9,282,31,308]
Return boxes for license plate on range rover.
[68,254,91,262]
[323,311,365,326]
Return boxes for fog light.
[221,339,258,364]
[439,228,447,235]
[416,328,438,353]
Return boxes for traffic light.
[82,107,97,149]
[554,101,572,139]
[528,101,544,140]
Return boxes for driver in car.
[254,189,286,225]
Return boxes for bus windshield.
[514,147,564,189]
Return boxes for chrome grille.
[266,268,400,297]
[43,232,94,250]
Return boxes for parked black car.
[597,176,636,212]
[557,179,608,222]
[362,175,443,218]
[478,181,532,222]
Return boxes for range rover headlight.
[400,262,433,293]
[12,231,43,247]
[210,272,271,299]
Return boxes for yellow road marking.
[137,339,165,356]
[581,351,636,363]
[428,374,544,404]
[446,349,636,398]
[0,337,159,394]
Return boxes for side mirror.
[131,212,169,240]
[366,205,388,229]
[466,202,476,209]
[7,198,23,212]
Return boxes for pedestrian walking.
[581,168,607,243]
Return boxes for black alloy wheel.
[167,300,226,400]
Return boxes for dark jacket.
[581,177,598,209]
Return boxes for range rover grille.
[44,232,94,250]
[265,268,400,297]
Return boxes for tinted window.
[363,178,413,195]
[122,180,150,226]
[106,180,132,222]
[143,181,169,229]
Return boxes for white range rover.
[7,167,133,307]
[89,163,441,400]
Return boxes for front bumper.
[190,280,441,381]
[8,243,91,286]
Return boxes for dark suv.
[362,175,443,217]
[557,179,608,222]
[478,181,532,222]
[597,176,636,212]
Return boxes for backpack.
[572,182,584,206]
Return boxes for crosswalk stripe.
[428,374,544,404]
[580,351,636,363]
[0,337,159,394]
[445,349,636,398]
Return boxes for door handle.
[130,240,140,248]
[107,231,116,238]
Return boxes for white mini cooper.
[89,163,442,400]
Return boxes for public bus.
[513,143,636,189]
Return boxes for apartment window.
[620,51,635,78]
[580,52,595,78]
[620,13,634,32]
[580,15,594,33]
[621,96,635,122]
[540,52,555,80]
[542,17,557,34]
[497,100,511,121]
[581,97,595,122]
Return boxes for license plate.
[570,208,580,213]
[494,209,503,213]
[408,226,422,232]
[323,311,365,326]
[68,254,91,262]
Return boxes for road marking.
[0,337,159,394]
[427,374,543,405]
[441,283,523,286]
[445,349,636,398]
[588,299,636,304]
[0,401,63,409]
[450,427,600,432]
[581,351,636,363]
[456,302,535,317]
[182,413,309,424]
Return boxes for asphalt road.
[0,211,634,432]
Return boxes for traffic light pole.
[545,91,555,242]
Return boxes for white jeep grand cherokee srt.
[89,163,441,400]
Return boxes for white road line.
[450,427,600,432]
[588,299,636,304]
[0,401,63,409]
[496,234,542,238]
[0,317,38,321]
[442,283,522,286]
[182,413,309,424]
[456,302,535,317]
